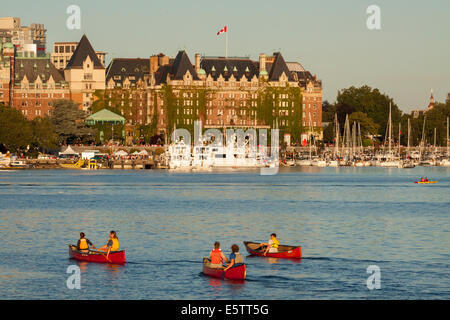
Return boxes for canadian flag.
[217,26,227,36]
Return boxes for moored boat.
[202,258,246,280]
[68,245,125,264]
[243,241,302,259]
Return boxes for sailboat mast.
[388,102,392,159]
[447,117,449,157]
[420,115,426,161]
[407,118,411,156]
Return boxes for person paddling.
[77,232,95,252]
[208,241,229,268]
[224,244,244,271]
[99,231,120,259]
[260,233,279,256]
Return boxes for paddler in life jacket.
[77,232,94,252]
[260,233,279,256]
[208,241,229,268]
[99,231,120,258]
[223,244,244,271]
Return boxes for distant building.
[51,41,106,70]
[411,89,437,119]
[0,17,46,57]
[147,51,301,143]
[105,58,150,125]
[411,110,425,119]
[286,61,323,140]
[64,35,106,111]
[446,93,450,104]
[11,57,69,119]
[427,89,435,110]
[0,41,14,106]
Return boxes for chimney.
[150,55,158,75]
[195,53,200,73]
[158,53,169,67]
[259,53,266,72]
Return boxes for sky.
[3,0,449,112]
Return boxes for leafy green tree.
[322,100,336,123]
[50,99,94,144]
[400,101,450,147]
[30,117,58,153]
[348,111,379,137]
[0,105,33,153]
[322,123,335,144]
[335,86,402,139]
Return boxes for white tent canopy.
[114,150,128,156]
[138,150,149,156]
[59,145,79,155]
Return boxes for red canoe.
[202,258,246,280]
[243,241,302,259]
[69,245,126,264]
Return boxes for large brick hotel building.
[1,18,323,143]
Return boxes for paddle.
[90,248,112,263]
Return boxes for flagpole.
[225,27,228,58]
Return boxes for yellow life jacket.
[272,238,279,249]
[110,238,120,251]
[79,238,89,250]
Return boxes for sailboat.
[400,118,415,168]
[328,114,340,167]
[379,102,401,167]
[441,117,450,166]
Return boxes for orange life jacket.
[79,238,89,250]
[210,248,223,264]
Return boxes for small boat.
[243,241,302,259]
[202,258,246,280]
[414,181,437,184]
[68,245,125,264]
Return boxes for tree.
[321,100,336,123]
[50,99,94,144]
[322,123,335,144]
[0,105,33,153]
[348,111,379,137]
[30,117,58,153]
[335,86,402,139]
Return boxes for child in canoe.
[224,244,244,271]
[208,241,229,268]
[77,232,95,252]
[260,233,279,256]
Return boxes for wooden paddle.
[90,248,112,263]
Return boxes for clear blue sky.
[3,0,449,112]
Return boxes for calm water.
[0,167,449,299]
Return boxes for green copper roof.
[197,68,206,75]
[86,109,125,124]
[4,42,14,49]
[259,70,268,76]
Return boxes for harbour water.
[0,167,449,299]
